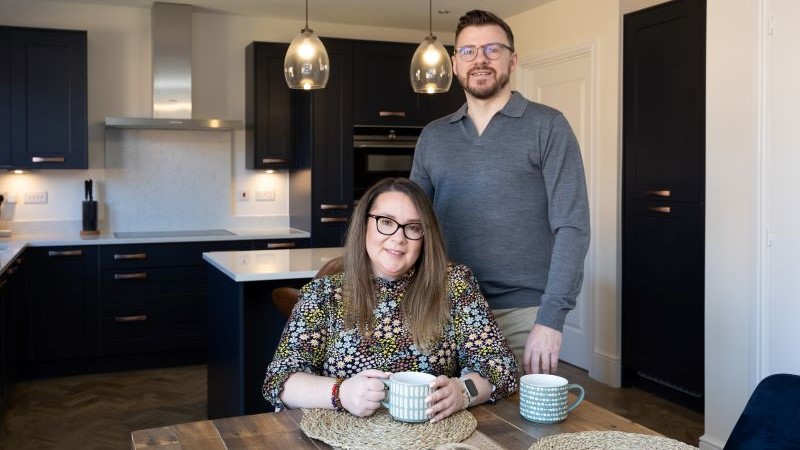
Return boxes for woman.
[262,178,517,423]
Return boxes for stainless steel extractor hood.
[105,2,241,131]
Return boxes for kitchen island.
[203,247,343,419]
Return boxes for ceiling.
[37,0,555,33]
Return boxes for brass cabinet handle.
[114,253,147,260]
[320,204,348,210]
[647,206,671,214]
[32,156,66,163]
[321,217,349,223]
[261,158,289,164]
[115,315,148,322]
[114,272,147,280]
[48,250,83,257]
[267,242,296,249]
[646,189,672,197]
[379,111,406,117]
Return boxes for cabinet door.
[0,272,9,408]
[622,200,704,396]
[354,41,428,126]
[27,247,99,361]
[0,28,9,167]
[245,42,297,170]
[9,28,87,169]
[311,38,354,247]
[623,1,705,203]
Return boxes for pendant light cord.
[428,0,433,36]
[305,0,309,29]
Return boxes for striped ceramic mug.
[519,374,585,424]
[381,371,436,422]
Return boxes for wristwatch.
[459,378,478,409]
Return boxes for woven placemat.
[530,431,699,450]
[301,408,477,450]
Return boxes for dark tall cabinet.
[622,0,705,410]
[0,26,87,169]
[290,38,354,248]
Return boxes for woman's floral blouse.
[262,263,518,410]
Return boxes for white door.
[515,47,594,369]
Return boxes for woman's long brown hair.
[342,178,450,352]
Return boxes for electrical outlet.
[255,190,275,201]
[236,190,250,202]
[24,191,48,204]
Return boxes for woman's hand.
[424,376,464,423]
[339,369,391,417]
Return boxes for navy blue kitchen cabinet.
[1,254,24,413]
[26,246,99,362]
[0,26,88,169]
[622,0,705,411]
[353,41,465,127]
[19,238,308,378]
[0,28,9,168]
[98,240,253,356]
[245,42,299,170]
[354,41,429,126]
[297,37,354,248]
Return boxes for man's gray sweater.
[410,91,590,332]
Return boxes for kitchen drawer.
[251,238,310,250]
[101,301,206,355]
[99,241,251,268]
[100,266,205,299]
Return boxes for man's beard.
[457,64,511,100]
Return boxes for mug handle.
[380,378,391,409]
[565,383,585,413]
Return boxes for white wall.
[703,0,761,448]
[0,0,438,231]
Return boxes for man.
[410,9,589,375]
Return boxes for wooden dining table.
[131,392,660,450]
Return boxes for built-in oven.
[353,125,422,200]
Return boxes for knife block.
[81,200,99,236]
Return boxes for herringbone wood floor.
[0,363,703,449]
[0,365,207,450]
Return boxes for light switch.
[255,190,275,201]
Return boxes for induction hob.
[114,229,235,239]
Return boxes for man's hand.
[522,324,562,374]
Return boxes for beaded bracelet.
[331,377,345,412]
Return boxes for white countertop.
[203,247,344,282]
[0,227,310,275]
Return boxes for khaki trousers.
[493,307,539,376]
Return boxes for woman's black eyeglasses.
[368,214,424,240]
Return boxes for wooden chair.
[271,256,344,319]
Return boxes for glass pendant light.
[409,0,452,94]
[284,0,329,90]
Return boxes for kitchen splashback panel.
[104,129,232,232]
